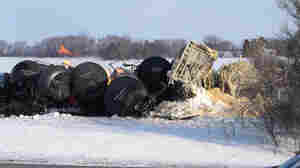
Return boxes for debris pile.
[150,41,261,119]
[150,87,213,120]
[150,86,259,120]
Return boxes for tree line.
[0,34,244,60]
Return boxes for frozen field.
[0,57,293,167]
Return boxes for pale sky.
[0,0,290,45]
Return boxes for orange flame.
[57,44,73,56]
[111,67,126,81]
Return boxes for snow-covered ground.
[0,57,293,167]
[0,114,291,167]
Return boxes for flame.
[110,67,126,82]
[57,44,73,56]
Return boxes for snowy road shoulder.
[0,113,292,167]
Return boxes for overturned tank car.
[0,60,73,116]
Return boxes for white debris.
[191,87,214,108]
[53,112,61,118]
[61,113,72,118]
[19,114,25,119]
[33,114,40,120]
[151,87,216,119]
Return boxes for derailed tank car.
[104,74,148,117]
[71,61,111,116]
[0,60,49,116]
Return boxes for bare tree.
[254,0,300,154]
[203,35,223,50]
[203,35,239,58]
[3,34,186,59]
